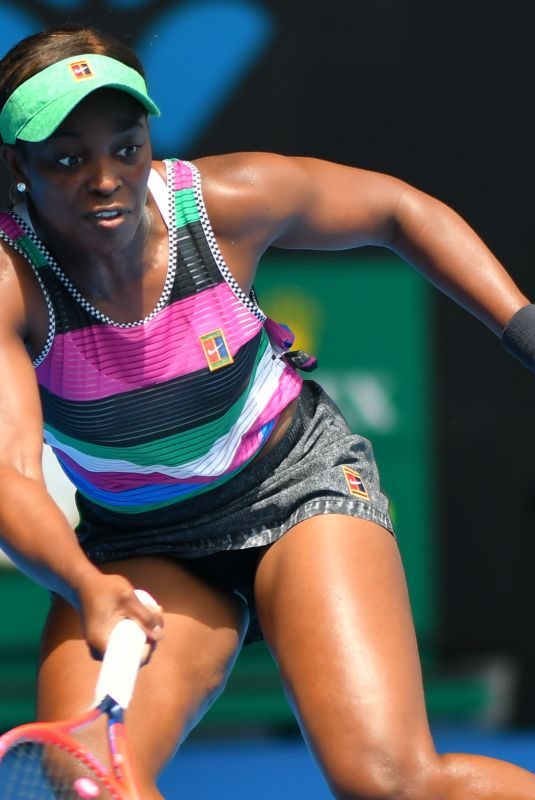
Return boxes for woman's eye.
[56,155,82,167]
[117,144,139,158]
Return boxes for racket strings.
[0,740,120,799]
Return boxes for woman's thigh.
[254,515,438,798]
[37,556,248,787]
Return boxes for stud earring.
[8,181,28,207]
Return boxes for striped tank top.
[0,159,303,515]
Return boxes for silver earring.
[8,182,27,207]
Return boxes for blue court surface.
[157,728,535,798]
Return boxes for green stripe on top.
[174,188,199,227]
[44,332,270,466]
[19,236,48,268]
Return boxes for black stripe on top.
[40,331,263,447]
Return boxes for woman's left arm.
[268,156,529,336]
[386,186,529,336]
[201,152,529,336]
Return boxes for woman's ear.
[0,143,28,186]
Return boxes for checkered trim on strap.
[11,207,177,331]
[185,160,266,324]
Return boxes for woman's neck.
[28,200,154,300]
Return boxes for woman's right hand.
[75,570,164,660]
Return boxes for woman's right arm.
[0,249,163,652]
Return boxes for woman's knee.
[324,744,442,800]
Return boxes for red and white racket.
[0,589,157,799]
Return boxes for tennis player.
[1,25,535,800]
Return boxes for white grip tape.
[94,589,157,709]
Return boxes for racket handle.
[94,589,158,709]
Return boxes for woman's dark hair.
[0,25,145,114]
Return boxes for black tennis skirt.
[75,380,394,642]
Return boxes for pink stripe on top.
[225,367,303,469]
[0,213,25,241]
[173,160,194,191]
[36,282,262,401]
[57,450,214,491]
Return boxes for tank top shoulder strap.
[0,209,49,269]
[163,158,232,299]
[166,157,204,228]
[161,160,318,372]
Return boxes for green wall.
[256,249,436,638]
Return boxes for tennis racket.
[0,589,157,799]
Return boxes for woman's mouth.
[94,210,123,219]
[88,208,129,228]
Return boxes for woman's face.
[15,88,153,257]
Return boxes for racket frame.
[0,695,141,799]
[0,590,157,799]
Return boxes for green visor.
[0,53,160,145]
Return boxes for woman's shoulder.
[187,152,305,240]
[0,222,25,274]
[156,152,319,248]
[154,152,304,198]
[0,223,48,342]
[0,238,30,337]
[0,210,42,282]
[192,151,294,188]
